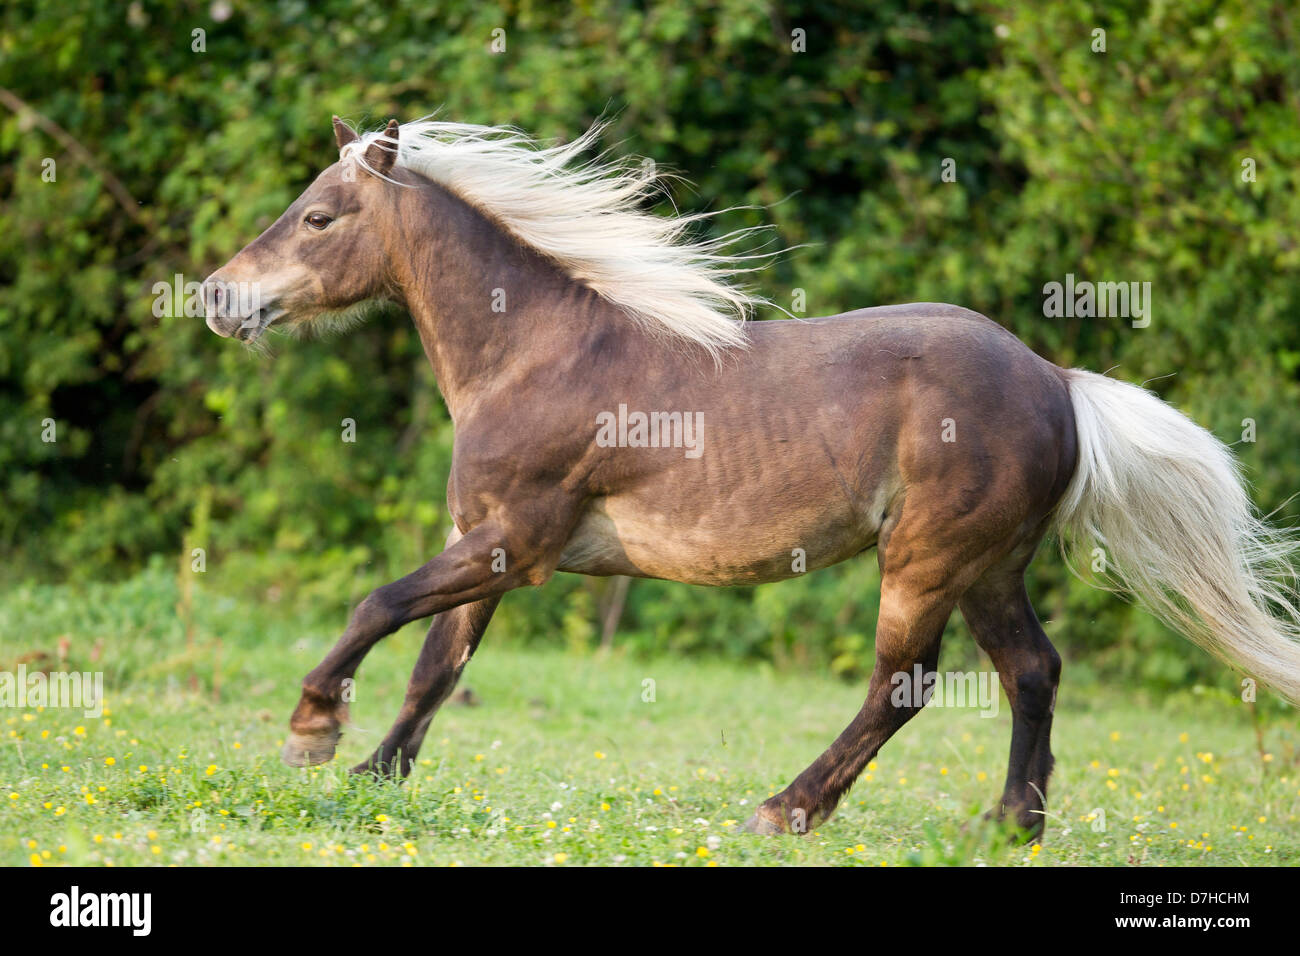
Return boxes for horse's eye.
[305,212,333,230]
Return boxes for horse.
[202,116,1300,839]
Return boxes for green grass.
[1,566,1297,866]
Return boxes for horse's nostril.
[204,280,227,319]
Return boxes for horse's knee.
[350,587,400,636]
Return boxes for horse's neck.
[392,181,633,421]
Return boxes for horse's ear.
[333,115,360,151]
[362,118,401,176]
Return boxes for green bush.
[2,0,1298,695]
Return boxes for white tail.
[1054,368,1300,704]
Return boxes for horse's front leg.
[351,595,501,778]
[282,518,562,767]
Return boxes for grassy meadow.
[5,1,1300,880]
[0,564,1296,867]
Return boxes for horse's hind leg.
[745,559,969,835]
[957,544,1061,840]
[350,595,500,778]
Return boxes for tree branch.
[0,86,146,224]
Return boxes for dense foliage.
[3,0,1299,694]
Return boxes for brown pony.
[203,117,1300,839]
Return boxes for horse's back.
[754,301,1049,361]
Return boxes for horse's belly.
[557,490,886,586]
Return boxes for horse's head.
[202,117,403,343]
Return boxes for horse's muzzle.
[202,275,275,341]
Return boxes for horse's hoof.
[964,808,1044,845]
[744,806,788,835]
[281,730,340,767]
[349,758,400,779]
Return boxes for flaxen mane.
[338,118,776,357]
